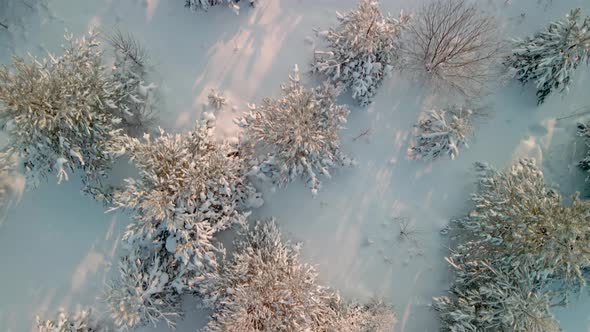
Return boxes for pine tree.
[409,106,474,161]
[434,257,559,332]
[506,8,590,104]
[236,65,352,195]
[36,308,111,332]
[103,249,183,329]
[104,118,261,329]
[312,0,409,106]
[459,159,590,302]
[199,219,396,332]
[105,30,158,137]
[0,31,156,199]
[0,32,120,191]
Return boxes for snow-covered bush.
[0,150,22,214]
[207,89,227,110]
[103,250,182,329]
[334,299,396,332]
[312,0,409,106]
[459,159,590,301]
[185,0,255,12]
[402,0,500,99]
[106,30,158,137]
[237,65,352,195]
[505,8,590,104]
[200,219,396,332]
[185,0,225,11]
[577,121,590,172]
[105,118,261,328]
[36,308,111,332]
[434,258,559,332]
[409,106,473,160]
[0,32,120,190]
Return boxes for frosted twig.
[352,128,371,141]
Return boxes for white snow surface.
[1,0,590,331]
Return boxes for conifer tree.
[237,65,352,195]
[506,8,590,104]
[313,0,409,106]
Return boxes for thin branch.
[352,128,371,141]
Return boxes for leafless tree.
[402,0,501,99]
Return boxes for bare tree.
[402,0,501,99]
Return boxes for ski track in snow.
[1,0,590,331]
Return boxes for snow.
[0,0,590,331]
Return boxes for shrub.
[185,0,255,12]
[577,120,590,172]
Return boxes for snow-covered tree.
[237,65,352,195]
[312,0,409,106]
[459,159,590,302]
[105,118,261,328]
[36,308,111,332]
[0,32,120,191]
[409,106,474,160]
[402,0,500,99]
[434,257,559,332]
[106,30,158,137]
[103,249,182,329]
[505,8,590,104]
[200,219,396,332]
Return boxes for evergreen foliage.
[409,106,474,160]
[200,219,396,332]
[237,65,352,195]
[36,309,110,332]
[312,0,409,106]
[506,8,590,104]
[104,118,261,329]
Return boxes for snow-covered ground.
[1,0,590,331]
